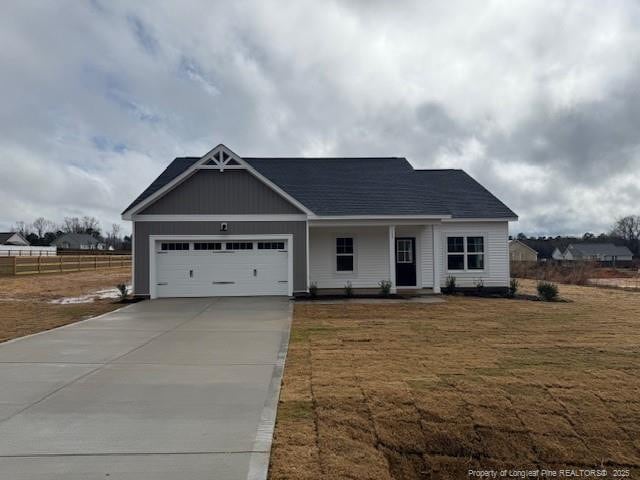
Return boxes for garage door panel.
[154,240,289,297]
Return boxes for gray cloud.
[1,0,639,236]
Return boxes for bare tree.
[106,224,122,249]
[63,217,82,233]
[32,217,55,238]
[12,221,32,237]
[611,215,640,254]
[81,216,101,236]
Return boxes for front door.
[395,237,416,287]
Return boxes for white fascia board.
[308,215,452,220]
[441,217,518,222]
[132,214,308,222]
[122,144,314,220]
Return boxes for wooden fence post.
[13,256,17,275]
[37,256,41,273]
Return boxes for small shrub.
[379,280,392,297]
[508,278,519,297]
[344,281,353,297]
[537,281,559,301]
[444,275,456,294]
[475,279,484,292]
[116,283,128,301]
[309,282,318,298]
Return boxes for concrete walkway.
[0,297,292,479]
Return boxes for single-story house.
[51,233,104,250]
[0,232,29,246]
[552,247,565,261]
[122,144,518,298]
[509,240,538,262]
[562,243,633,265]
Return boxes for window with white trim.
[161,242,190,251]
[396,239,413,263]
[194,242,222,250]
[447,236,484,271]
[258,241,285,250]
[336,237,354,272]
[226,242,253,250]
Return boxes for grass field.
[269,280,640,479]
[0,268,131,343]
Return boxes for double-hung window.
[447,236,484,271]
[336,237,354,272]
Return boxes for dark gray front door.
[395,237,416,287]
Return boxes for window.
[161,242,190,251]
[226,242,253,250]
[396,239,413,263]
[258,242,285,250]
[336,237,354,272]
[194,242,222,250]
[446,236,484,270]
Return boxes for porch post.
[432,223,442,293]
[388,225,396,293]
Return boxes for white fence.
[0,246,57,256]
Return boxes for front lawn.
[0,268,131,343]
[269,280,640,479]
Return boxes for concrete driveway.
[0,297,292,480]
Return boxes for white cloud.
[1,0,639,236]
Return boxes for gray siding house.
[562,243,633,265]
[122,144,518,298]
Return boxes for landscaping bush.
[508,278,519,297]
[116,283,128,301]
[443,275,456,294]
[309,282,318,298]
[344,281,353,297]
[475,279,484,292]
[537,281,559,301]
[378,280,392,297]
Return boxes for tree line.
[12,216,131,250]
[513,215,640,256]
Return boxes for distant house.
[51,233,104,250]
[0,232,30,246]
[552,247,565,261]
[562,243,633,265]
[509,240,538,262]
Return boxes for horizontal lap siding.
[309,227,390,289]
[134,221,307,295]
[419,225,434,288]
[438,221,509,287]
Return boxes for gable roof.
[510,239,538,254]
[566,243,633,257]
[0,232,29,246]
[51,233,100,246]
[123,151,517,219]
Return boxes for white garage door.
[153,239,290,297]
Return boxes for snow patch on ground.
[50,285,131,304]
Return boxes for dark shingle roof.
[567,243,633,257]
[123,157,199,214]
[123,156,517,219]
[0,232,19,244]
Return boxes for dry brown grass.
[0,268,130,343]
[270,280,640,479]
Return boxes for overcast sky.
[2,1,639,237]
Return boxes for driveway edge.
[246,300,293,480]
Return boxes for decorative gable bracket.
[197,146,243,172]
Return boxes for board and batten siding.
[437,221,510,287]
[309,226,390,288]
[140,170,302,215]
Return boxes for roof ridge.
[243,156,407,160]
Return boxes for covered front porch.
[307,220,444,294]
